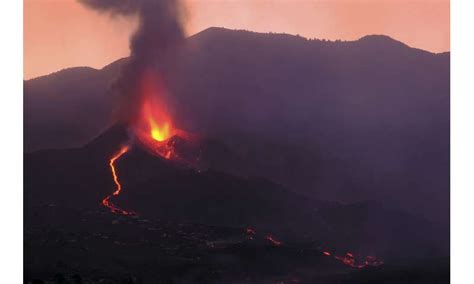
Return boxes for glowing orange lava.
[323,250,384,268]
[142,96,173,143]
[130,71,184,160]
[102,144,136,216]
[135,96,178,159]
[131,71,198,163]
[245,228,383,269]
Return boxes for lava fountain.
[131,71,198,163]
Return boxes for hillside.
[24,27,449,227]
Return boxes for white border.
[0,0,23,283]
[2,0,471,282]
[451,0,474,283]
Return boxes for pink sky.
[24,0,449,80]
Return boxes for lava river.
[102,144,136,216]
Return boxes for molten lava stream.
[102,144,136,216]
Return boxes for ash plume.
[78,0,186,123]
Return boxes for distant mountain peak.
[26,66,99,82]
[192,27,307,41]
[357,34,409,48]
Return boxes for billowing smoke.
[78,0,186,123]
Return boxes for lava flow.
[244,228,382,269]
[101,72,197,215]
[102,144,136,216]
[322,250,384,268]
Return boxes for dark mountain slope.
[24,27,449,227]
[24,59,127,152]
[25,125,445,260]
[167,28,449,226]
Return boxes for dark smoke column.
[78,0,186,123]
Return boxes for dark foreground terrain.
[25,126,449,283]
[25,202,449,284]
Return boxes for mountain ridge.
[25,27,448,82]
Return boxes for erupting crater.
[102,72,200,216]
[131,72,199,163]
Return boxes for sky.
[24,0,450,80]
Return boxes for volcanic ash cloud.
[78,0,186,123]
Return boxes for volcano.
[24,25,449,283]
[24,28,450,232]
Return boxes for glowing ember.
[364,255,384,267]
[322,250,384,268]
[246,227,256,235]
[266,235,283,246]
[102,145,136,216]
[245,227,256,240]
[335,254,356,267]
[245,226,382,269]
